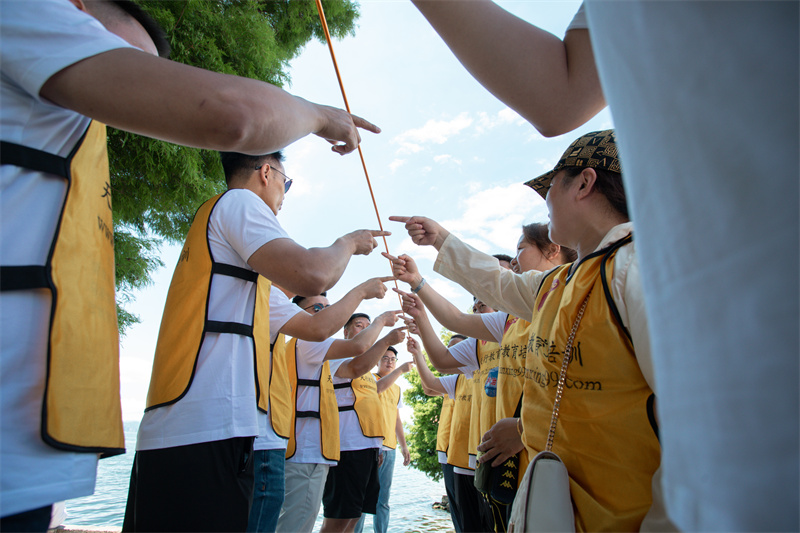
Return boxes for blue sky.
[119,0,614,421]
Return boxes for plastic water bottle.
[484,366,498,397]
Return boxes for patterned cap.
[525,129,622,199]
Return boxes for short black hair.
[345,313,370,329]
[386,346,398,355]
[291,292,327,306]
[493,253,513,264]
[450,334,467,341]
[219,151,284,187]
[111,1,171,58]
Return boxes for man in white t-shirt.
[320,313,410,533]
[276,299,405,533]
[247,279,394,533]
[122,152,388,532]
[410,2,798,529]
[1,1,380,528]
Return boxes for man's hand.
[343,229,391,256]
[401,445,411,466]
[382,252,422,287]
[314,105,381,155]
[393,288,427,322]
[406,335,423,356]
[376,310,403,328]
[357,276,395,300]
[397,361,416,374]
[476,417,525,467]
[383,326,408,346]
[388,216,449,250]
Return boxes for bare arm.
[398,293,462,371]
[407,336,447,396]
[280,276,394,342]
[335,327,408,380]
[324,311,402,361]
[384,252,493,341]
[376,362,415,394]
[40,49,380,155]
[248,230,388,297]
[411,0,604,137]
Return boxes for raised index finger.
[388,216,410,223]
[369,230,391,237]
[350,114,381,134]
[377,275,396,283]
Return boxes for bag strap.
[545,289,592,453]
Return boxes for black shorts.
[122,437,255,532]
[322,448,380,519]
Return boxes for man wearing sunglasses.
[124,151,389,532]
[353,347,414,533]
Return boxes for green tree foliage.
[111,0,359,333]
[403,330,457,482]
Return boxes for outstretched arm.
[384,252,493,341]
[280,276,394,342]
[336,327,408,380]
[406,336,446,396]
[41,48,380,155]
[376,361,415,394]
[248,229,389,297]
[411,0,604,137]
[324,311,403,361]
[396,290,463,371]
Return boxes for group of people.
[1,1,796,533]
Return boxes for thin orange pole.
[314,0,407,320]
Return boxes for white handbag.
[507,291,591,533]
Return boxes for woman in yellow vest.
[390,130,665,531]
[387,223,576,531]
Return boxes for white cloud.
[442,182,549,255]
[392,113,473,154]
[433,154,462,165]
[389,159,406,173]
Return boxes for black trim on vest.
[646,393,660,441]
[296,410,321,419]
[338,405,355,412]
[333,382,351,390]
[0,265,48,291]
[298,378,321,387]
[211,262,258,282]
[599,235,633,341]
[1,141,69,178]
[206,320,253,337]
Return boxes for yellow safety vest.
[145,192,272,412]
[0,121,123,456]
[485,315,531,482]
[524,235,660,531]
[447,373,476,470]
[468,337,501,460]
[436,396,455,455]
[269,333,294,438]
[337,371,384,439]
[374,372,401,449]
[283,338,340,461]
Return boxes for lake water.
[64,422,454,532]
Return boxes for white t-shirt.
[287,338,346,465]
[447,313,507,375]
[136,189,289,451]
[584,2,798,529]
[253,289,304,451]
[438,374,460,464]
[0,0,134,517]
[332,364,383,452]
